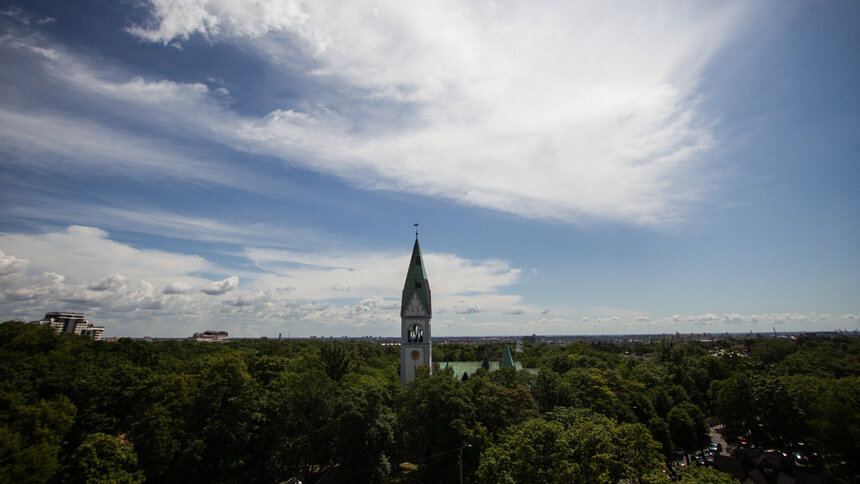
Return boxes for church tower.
[400,235,432,387]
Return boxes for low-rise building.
[191,330,229,343]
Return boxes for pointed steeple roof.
[401,238,431,317]
[500,343,515,369]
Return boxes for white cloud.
[244,247,525,313]
[0,251,28,276]
[223,290,274,307]
[1,226,856,337]
[4,224,849,338]
[0,225,532,336]
[688,313,720,322]
[162,281,194,295]
[88,274,128,292]
[457,306,481,315]
[0,226,209,284]
[201,275,239,295]
[0,226,229,329]
[214,0,739,226]
[127,0,309,44]
[350,296,399,314]
[3,1,758,227]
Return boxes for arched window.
[408,324,424,343]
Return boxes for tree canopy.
[0,321,856,483]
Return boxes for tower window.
[407,324,424,343]
[415,282,422,288]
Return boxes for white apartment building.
[191,330,229,343]
[32,312,105,341]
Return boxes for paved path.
[709,424,730,456]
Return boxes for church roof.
[438,346,539,381]
[401,238,431,317]
[439,361,525,380]
[501,344,515,369]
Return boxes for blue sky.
[1,0,858,338]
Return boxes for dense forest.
[0,321,857,483]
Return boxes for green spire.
[401,238,431,317]
[500,344,515,369]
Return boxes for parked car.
[670,449,687,468]
[708,442,722,453]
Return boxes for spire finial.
[413,223,419,239]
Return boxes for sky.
[0,0,858,338]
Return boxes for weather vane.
[414,223,419,239]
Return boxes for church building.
[400,235,432,387]
[438,344,526,382]
[399,235,533,387]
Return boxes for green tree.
[400,372,475,483]
[262,367,336,481]
[465,371,536,439]
[531,369,568,413]
[554,410,663,483]
[196,354,266,482]
[808,376,859,476]
[68,432,145,483]
[479,410,664,484]
[714,373,803,449]
[320,342,353,381]
[667,402,707,458]
[711,372,753,441]
[130,373,204,482]
[477,418,576,484]
[563,368,628,421]
[749,338,797,368]
[330,375,398,483]
[748,374,803,448]
[646,416,672,457]
[0,394,76,484]
[645,465,736,484]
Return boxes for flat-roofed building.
[32,312,105,340]
[191,330,229,342]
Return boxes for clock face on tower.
[411,350,420,360]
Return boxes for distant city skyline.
[1,1,858,337]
